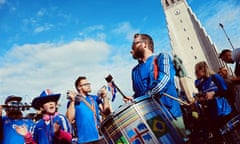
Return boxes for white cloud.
[37,8,46,17]
[85,25,104,32]
[77,25,106,41]
[112,22,139,41]
[34,23,54,33]
[0,39,135,113]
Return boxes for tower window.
[191,46,193,50]
[194,56,197,59]
[184,28,186,31]
[180,20,183,23]
[187,37,190,40]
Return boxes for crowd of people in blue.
[0,33,239,144]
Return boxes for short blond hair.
[195,61,214,78]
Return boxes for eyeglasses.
[79,83,91,87]
[132,41,144,46]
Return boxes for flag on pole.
[107,81,117,102]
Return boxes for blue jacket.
[132,53,182,118]
[33,113,71,144]
[195,74,232,118]
[0,117,34,144]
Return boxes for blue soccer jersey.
[132,53,182,118]
[0,116,34,144]
[73,95,102,143]
[33,113,71,144]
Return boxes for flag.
[127,123,152,144]
[147,117,169,138]
[107,81,117,102]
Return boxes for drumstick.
[162,93,190,106]
[105,74,130,100]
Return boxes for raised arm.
[66,90,76,123]
[98,87,111,117]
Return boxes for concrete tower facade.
[161,0,224,80]
[160,0,226,99]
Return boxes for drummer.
[66,76,111,144]
[124,33,187,140]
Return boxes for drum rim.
[220,114,240,134]
[100,96,155,128]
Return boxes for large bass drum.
[100,96,184,144]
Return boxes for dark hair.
[134,33,154,52]
[219,49,232,59]
[75,76,87,91]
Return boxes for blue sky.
[0,0,240,113]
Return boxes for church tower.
[161,0,224,80]
[160,0,226,99]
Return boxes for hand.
[189,97,195,104]
[205,91,215,100]
[53,122,60,133]
[123,96,133,103]
[98,86,107,98]
[15,125,28,136]
[67,90,78,101]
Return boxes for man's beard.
[132,49,144,60]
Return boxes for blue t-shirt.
[33,113,71,144]
[73,95,102,143]
[132,53,182,118]
[0,116,34,144]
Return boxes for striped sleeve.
[150,53,171,95]
[58,114,72,133]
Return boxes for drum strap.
[79,95,96,118]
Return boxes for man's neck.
[141,52,153,62]
[79,92,88,98]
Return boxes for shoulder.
[88,95,100,101]
[35,119,44,127]
[56,113,67,119]
[156,53,172,61]
[23,118,34,125]
[55,114,69,123]
[195,79,201,85]
[156,52,170,57]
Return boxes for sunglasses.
[80,83,91,87]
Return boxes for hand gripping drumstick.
[105,74,130,100]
